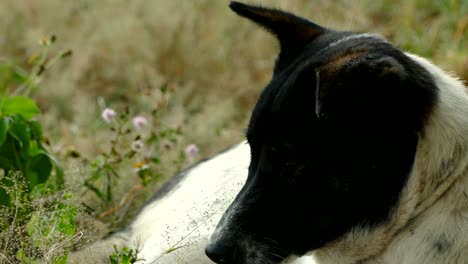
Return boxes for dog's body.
[75,2,468,264]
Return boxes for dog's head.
[206,2,438,264]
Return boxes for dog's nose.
[205,241,235,263]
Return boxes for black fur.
[206,2,438,263]
[229,1,326,74]
[433,235,452,254]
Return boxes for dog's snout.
[205,241,236,263]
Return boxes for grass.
[0,0,466,262]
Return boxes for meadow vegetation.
[0,0,466,263]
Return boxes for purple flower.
[101,108,116,123]
[132,115,148,130]
[184,144,199,163]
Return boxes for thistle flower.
[132,115,148,130]
[101,108,116,123]
[184,144,199,163]
[131,140,144,152]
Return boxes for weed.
[0,35,67,204]
[109,245,144,264]
[0,36,77,263]
[82,84,185,219]
[0,171,80,263]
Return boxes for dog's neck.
[401,53,468,223]
[409,55,468,221]
[310,54,468,264]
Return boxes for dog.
[205,2,468,264]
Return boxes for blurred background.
[0,0,466,260]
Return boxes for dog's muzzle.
[205,240,238,263]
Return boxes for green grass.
[0,0,466,262]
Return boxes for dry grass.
[0,0,466,261]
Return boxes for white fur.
[322,33,385,53]
[111,143,249,263]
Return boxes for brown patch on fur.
[319,51,368,73]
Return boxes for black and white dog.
[75,2,468,264]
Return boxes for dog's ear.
[315,55,411,123]
[229,1,326,73]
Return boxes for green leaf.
[0,116,9,146]
[0,139,16,174]
[109,255,118,264]
[57,202,76,235]
[29,120,43,140]
[29,183,55,201]
[8,117,31,157]
[3,96,40,119]
[51,255,68,264]
[28,139,41,157]
[25,153,52,190]
[121,254,130,264]
[39,149,64,188]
